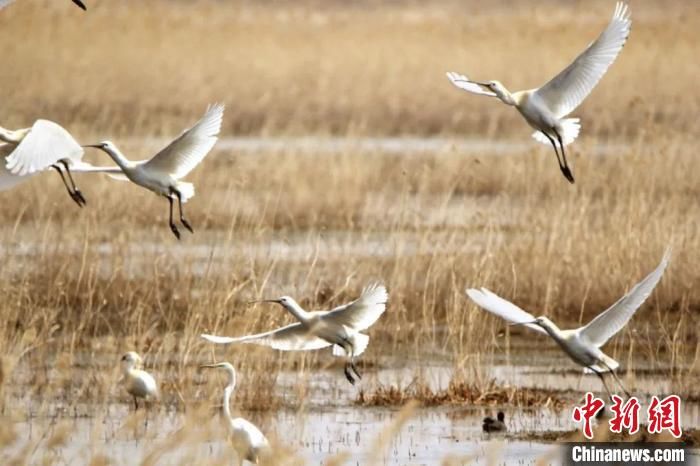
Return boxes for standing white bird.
[466,248,670,398]
[83,104,224,239]
[201,362,270,465]
[447,2,631,183]
[121,351,159,410]
[0,120,103,206]
[201,283,388,385]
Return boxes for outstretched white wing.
[201,322,332,352]
[0,144,29,191]
[466,288,546,335]
[5,120,83,176]
[321,283,388,331]
[142,103,224,179]
[535,2,631,118]
[580,248,670,348]
[446,72,496,97]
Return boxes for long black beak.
[473,81,491,90]
[248,299,281,305]
[82,144,103,149]
[509,320,537,327]
[72,0,87,10]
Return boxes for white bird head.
[510,316,560,333]
[532,316,560,333]
[251,294,310,322]
[477,80,514,104]
[200,362,237,386]
[256,295,300,311]
[83,140,117,152]
[121,351,143,370]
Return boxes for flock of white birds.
[2,1,673,463]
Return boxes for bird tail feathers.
[532,118,581,147]
[332,333,370,357]
[177,182,195,203]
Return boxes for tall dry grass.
[0,0,697,138]
[0,0,699,462]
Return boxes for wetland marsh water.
[5,349,700,465]
[0,138,695,464]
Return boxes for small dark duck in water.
[482,411,506,433]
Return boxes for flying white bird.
[466,248,670,398]
[83,104,224,239]
[201,283,388,385]
[201,362,270,465]
[0,120,107,206]
[447,2,632,183]
[0,0,86,10]
[120,351,158,410]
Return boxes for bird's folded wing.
[580,248,671,348]
[465,288,547,335]
[446,72,496,97]
[142,103,224,180]
[534,2,631,118]
[321,283,388,331]
[5,120,84,176]
[201,322,332,351]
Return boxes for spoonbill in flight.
[201,283,388,385]
[120,351,158,411]
[447,2,631,183]
[0,120,95,205]
[201,362,270,465]
[84,103,224,239]
[466,248,670,398]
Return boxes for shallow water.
[0,136,690,463]
[5,348,699,465]
[6,404,562,465]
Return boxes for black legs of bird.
[166,188,194,240]
[344,358,362,385]
[590,365,631,401]
[591,368,614,400]
[340,337,362,385]
[600,361,632,399]
[51,160,86,207]
[543,130,575,184]
[608,369,632,398]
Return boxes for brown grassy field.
[0,0,699,463]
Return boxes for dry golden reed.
[0,0,698,463]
